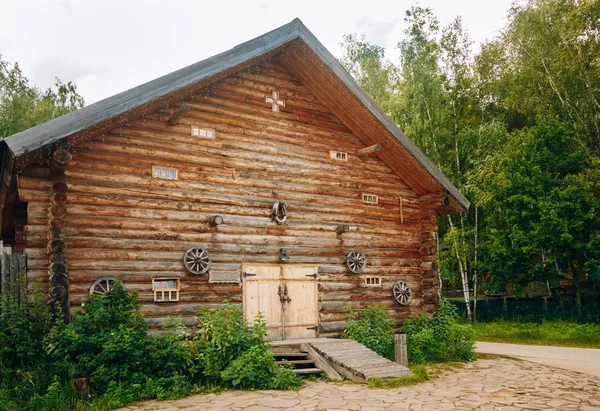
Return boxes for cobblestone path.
[119,358,600,410]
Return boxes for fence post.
[394,334,408,367]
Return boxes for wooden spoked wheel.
[393,281,413,306]
[183,246,212,274]
[89,277,124,297]
[346,251,366,274]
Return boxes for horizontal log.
[355,144,381,156]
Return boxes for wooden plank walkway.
[301,339,412,383]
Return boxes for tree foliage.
[341,0,600,316]
[0,55,84,139]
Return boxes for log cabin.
[0,19,469,339]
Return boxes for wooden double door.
[242,264,318,341]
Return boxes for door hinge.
[306,273,318,279]
[243,272,257,278]
[306,326,318,331]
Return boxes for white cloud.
[0,0,514,104]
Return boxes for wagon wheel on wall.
[393,280,413,306]
[346,251,367,274]
[89,277,125,297]
[183,246,212,274]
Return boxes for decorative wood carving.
[265,91,285,112]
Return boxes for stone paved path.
[119,358,600,410]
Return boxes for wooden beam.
[207,215,224,226]
[355,144,381,156]
[168,104,190,125]
[51,148,72,174]
[335,224,349,234]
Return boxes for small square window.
[191,125,216,139]
[362,193,379,204]
[152,166,178,180]
[330,150,348,161]
[153,277,180,302]
[364,276,382,287]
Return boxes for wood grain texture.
[19,60,440,332]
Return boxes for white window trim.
[191,125,216,139]
[152,166,179,180]
[362,193,379,204]
[329,150,348,161]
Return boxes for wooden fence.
[0,250,27,305]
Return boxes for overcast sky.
[1,0,514,105]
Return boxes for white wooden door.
[242,264,318,341]
[242,264,283,340]
[282,265,319,340]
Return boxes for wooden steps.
[307,339,412,383]
[271,338,412,383]
[272,345,324,377]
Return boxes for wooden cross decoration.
[265,91,285,112]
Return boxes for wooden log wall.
[18,60,440,334]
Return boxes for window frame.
[152,277,180,302]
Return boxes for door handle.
[279,285,291,303]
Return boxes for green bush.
[0,281,57,411]
[187,303,302,390]
[401,299,475,364]
[342,305,395,360]
[2,285,303,410]
[46,283,191,396]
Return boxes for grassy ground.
[473,320,600,348]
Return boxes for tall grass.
[473,321,600,348]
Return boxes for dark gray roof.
[1,18,469,210]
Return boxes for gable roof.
[1,18,469,212]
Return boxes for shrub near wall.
[1,283,302,411]
[342,306,396,360]
[401,300,475,364]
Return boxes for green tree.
[472,117,599,315]
[0,55,84,139]
[340,34,399,115]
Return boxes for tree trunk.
[473,206,479,323]
[448,215,471,321]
